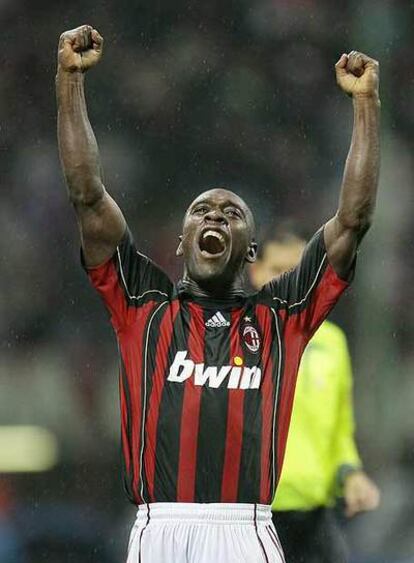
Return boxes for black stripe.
[123,291,171,308]
[115,227,173,307]
[254,504,269,563]
[119,354,134,504]
[194,308,231,502]
[262,307,279,504]
[153,301,191,501]
[259,229,328,315]
[267,525,285,562]
[270,308,282,501]
[273,309,287,498]
[139,301,170,502]
[237,306,263,502]
[138,505,150,563]
[237,381,262,501]
[271,261,327,315]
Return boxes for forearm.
[336,95,380,235]
[56,69,104,206]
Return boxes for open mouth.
[198,229,226,257]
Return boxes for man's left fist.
[335,51,379,99]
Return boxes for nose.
[204,209,228,225]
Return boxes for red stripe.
[119,301,156,504]
[144,300,180,502]
[119,375,131,475]
[256,305,274,504]
[176,302,205,502]
[302,263,349,338]
[220,309,244,502]
[276,264,348,480]
[275,307,303,485]
[90,259,132,473]
[89,258,161,503]
[88,259,132,332]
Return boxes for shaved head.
[185,188,256,239]
[178,187,258,293]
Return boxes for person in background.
[250,227,381,563]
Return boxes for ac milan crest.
[242,325,261,354]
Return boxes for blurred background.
[1,0,413,561]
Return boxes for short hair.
[184,187,256,239]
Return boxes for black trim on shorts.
[267,525,285,562]
[254,504,269,563]
[138,504,151,563]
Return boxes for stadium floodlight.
[0,426,58,472]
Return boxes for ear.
[245,241,258,264]
[176,235,183,257]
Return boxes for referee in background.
[251,228,380,563]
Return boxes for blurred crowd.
[1,0,414,561]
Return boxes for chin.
[184,239,246,289]
[192,263,228,284]
[191,259,243,291]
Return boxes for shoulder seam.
[272,253,327,309]
[117,246,169,301]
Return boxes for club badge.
[242,324,261,354]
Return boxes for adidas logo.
[205,312,230,328]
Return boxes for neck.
[180,272,248,299]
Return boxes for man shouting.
[56,25,380,563]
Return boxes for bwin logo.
[167,351,261,389]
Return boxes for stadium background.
[1,0,414,561]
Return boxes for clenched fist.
[58,25,103,73]
[335,51,379,98]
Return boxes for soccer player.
[56,25,380,563]
[251,230,381,563]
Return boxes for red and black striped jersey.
[84,226,350,506]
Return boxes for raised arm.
[324,51,380,279]
[56,25,126,267]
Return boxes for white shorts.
[126,502,285,563]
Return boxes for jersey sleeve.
[262,226,353,338]
[82,227,173,332]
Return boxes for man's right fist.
[58,25,103,73]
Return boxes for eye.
[225,207,242,218]
[193,205,209,215]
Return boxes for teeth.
[203,230,225,243]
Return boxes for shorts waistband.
[135,503,272,525]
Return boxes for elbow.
[336,210,373,238]
[65,171,104,208]
[357,218,372,241]
[69,190,104,208]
